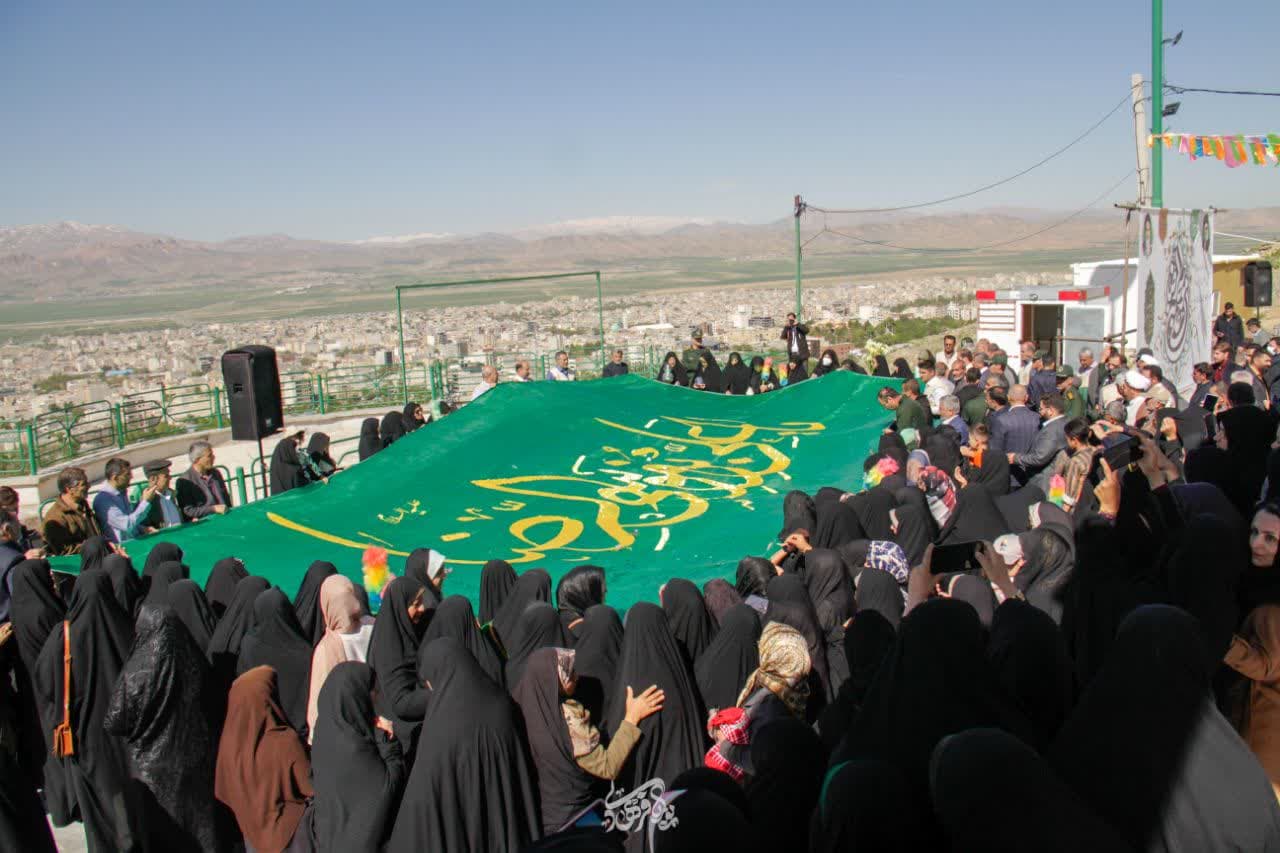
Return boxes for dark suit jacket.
[141,492,187,531]
[177,467,231,520]
[1187,381,1212,412]
[780,323,810,361]
[1214,313,1245,352]
[1014,416,1068,491]
[1027,369,1058,408]
[602,362,629,378]
[989,405,1041,457]
[1086,366,1107,412]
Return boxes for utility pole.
[793,194,805,317]
[1131,74,1151,206]
[1151,0,1164,207]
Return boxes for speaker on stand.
[1244,261,1274,317]
[221,346,284,496]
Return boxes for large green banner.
[90,372,897,610]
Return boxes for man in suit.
[1008,392,1068,492]
[1026,352,1059,409]
[1214,302,1245,353]
[1084,345,1111,412]
[178,440,231,521]
[1016,340,1038,386]
[988,384,1041,459]
[602,349,629,378]
[938,395,969,445]
[1187,362,1214,411]
[780,313,810,362]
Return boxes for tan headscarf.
[735,621,811,717]
[215,666,313,853]
[305,574,365,739]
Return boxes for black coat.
[269,437,310,496]
[385,638,540,852]
[1214,312,1245,352]
[311,663,407,852]
[103,605,231,853]
[33,573,139,851]
[781,321,811,360]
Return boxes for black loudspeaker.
[221,346,284,441]
[1244,261,1273,308]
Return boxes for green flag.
[74,372,896,611]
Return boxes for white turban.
[1123,369,1151,391]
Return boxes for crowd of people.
[2,430,346,570]
[6,319,1280,851]
[655,317,845,394]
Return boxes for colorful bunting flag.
[1148,133,1280,168]
[1224,140,1240,168]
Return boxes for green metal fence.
[0,427,35,477]
[324,363,430,413]
[31,402,118,469]
[119,383,221,444]
[4,350,680,476]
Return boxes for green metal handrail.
[31,401,117,470]
[6,352,683,477]
[119,383,219,444]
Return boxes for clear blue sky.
[1,0,1276,241]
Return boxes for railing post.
[212,387,224,429]
[234,466,249,507]
[113,404,127,448]
[316,375,327,415]
[24,423,38,475]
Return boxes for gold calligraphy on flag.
[267,416,824,564]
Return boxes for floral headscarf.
[736,622,811,717]
[865,540,910,584]
[555,647,576,693]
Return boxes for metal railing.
[4,347,685,476]
[119,383,221,445]
[31,402,118,469]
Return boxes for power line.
[1166,84,1280,98]
[804,94,1132,215]
[810,171,1135,254]
[1215,231,1279,245]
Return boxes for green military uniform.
[962,391,990,428]
[1057,365,1086,421]
[681,335,706,382]
[896,395,929,435]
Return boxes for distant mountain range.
[2,208,1277,300]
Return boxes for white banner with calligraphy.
[1135,207,1215,397]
